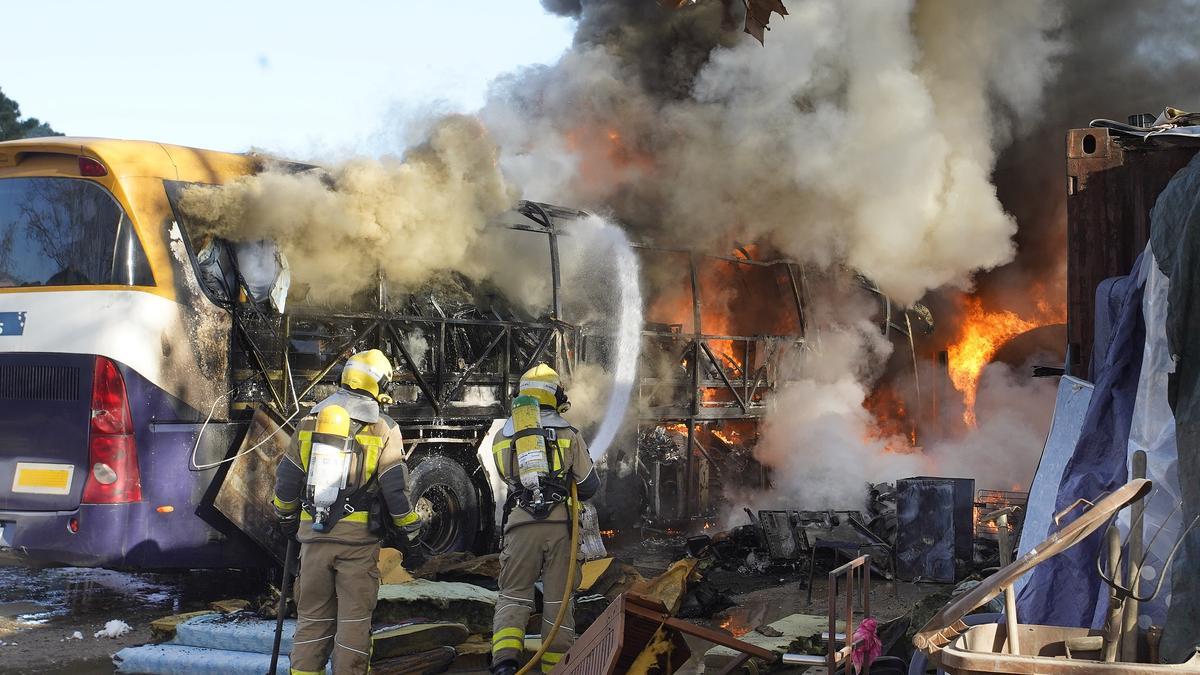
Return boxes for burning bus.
[0,136,820,568]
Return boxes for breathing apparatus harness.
[302,404,377,532]
[505,393,578,521]
[496,364,581,673]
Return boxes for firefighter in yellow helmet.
[272,349,421,675]
[490,364,599,675]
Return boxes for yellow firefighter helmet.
[341,349,393,401]
[518,363,569,412]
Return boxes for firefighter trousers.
[290,540,381,675]
[492,520,580,673]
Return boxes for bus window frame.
[0,175,157,292]
[162,179,241,311]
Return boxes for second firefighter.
[489,364,600,674]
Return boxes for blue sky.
[0,1,574,158]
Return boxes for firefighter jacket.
[492,409,600,533]
[273,389,418,545]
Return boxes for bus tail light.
[82,357,142,504]
[78,156,108,177]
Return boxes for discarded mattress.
[114,644,309,675]
[173,613,296,654]
[115,609,470,674]
[375,579,497,633]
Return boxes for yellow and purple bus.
[0,138,279,567]
[0,137,600,569]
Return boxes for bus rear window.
[0,177,153,288]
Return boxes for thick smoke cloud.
[178,115,516,304]
[486,0,1068,510]
[984,0,1200,310]
[486,0,1064,305]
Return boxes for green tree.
[0,88,62,141]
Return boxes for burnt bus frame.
[226,201,811,526]
[622,245,810,524]
[228,202,583,447]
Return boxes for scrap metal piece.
[742,0,789,44]
[213,406,293,562]
[556,593,774,675]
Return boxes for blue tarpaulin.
[1017,251,1148,628]
[1013,375,1093,600]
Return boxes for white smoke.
[178,115,517,304]
[926,360,1058,491]
[750,282,926,510]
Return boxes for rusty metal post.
[743,338,751,404]
[905,311,921,438]
[502,326,512,415]
[999,513,1019,655]
[685,255,701,522]
[1102,525,1124,662]
[683,419,694,519]
[785,263,806,337]
[1147,625,1163,664]
[827,563,838,673]
[689,253,702,337]
[548,228,562,321]
[436,321,446,408]
[1122,450,1147,661]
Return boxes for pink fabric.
[851,617,882,674]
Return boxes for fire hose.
[516,480,580,675]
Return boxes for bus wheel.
[409,455,479,555]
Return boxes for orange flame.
[863,386,918,451]
[947,292,1064,427]
[712,429,741,445]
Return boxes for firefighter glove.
[276,509,300,537]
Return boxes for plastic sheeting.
[1147,151,1200,661]
[1013,375,1093,599]
[1113,253,1183,631]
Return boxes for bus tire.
[408,455,480,555]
